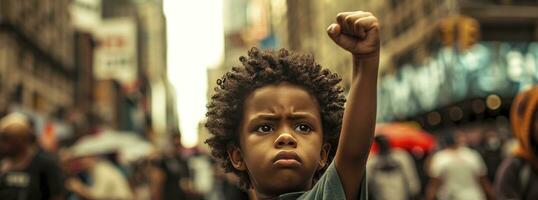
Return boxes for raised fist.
[327,11,380,58]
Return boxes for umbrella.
[70,130,155,163]
[371,122,436,156]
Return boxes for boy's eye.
[295,124,312,133]
[256,125,274,134]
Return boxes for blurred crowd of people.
[368,130,509,200]
[367,86,538,200]
[0,110,250,200]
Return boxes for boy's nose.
[274,133,297,148]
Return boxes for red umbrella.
[370,122,436,156]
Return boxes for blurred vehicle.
[372,123,436,156]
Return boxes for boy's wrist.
[352,52,379,71]
[352,49,379,63]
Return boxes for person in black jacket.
[0,113,64,200]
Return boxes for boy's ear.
[227,146,247,171]
[318,143,331,170]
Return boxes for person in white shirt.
[425,133,494,200]
[65,153,133,200]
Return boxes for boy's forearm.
[328,11,380,199]
[334,53,378,200]
[352,52,379,79]
[337,53,378,162]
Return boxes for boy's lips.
[272,151,302,167]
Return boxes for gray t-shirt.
[279,162,368,200]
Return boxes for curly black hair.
[205,47,346,189]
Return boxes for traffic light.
[440,16,457,46]
[439,15,480,52]
[457,16,480,51]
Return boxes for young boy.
[206,11,379,200]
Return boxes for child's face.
[229,82,329,195]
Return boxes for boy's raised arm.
[327,11,380,199]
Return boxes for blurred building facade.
[0,0,176,147]
[134,0,180,146]
[0,0,75,115]
[268,0,538,74]
[376,0,538,129]
[71,0,177,144]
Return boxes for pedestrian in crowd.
[187,146,216,199]
[205,10,379,200]
[64,148,133,199]
[367,135,421,200]
[147,131,195,200]
[0,112,65,200]
[207,161,250,200]
[425,133,495,200]
[495,85,538,200]
[478,129,503,183]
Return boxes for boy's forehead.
[243,83,320,113]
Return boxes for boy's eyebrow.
[248,112,317,121]
[288,112,317,120]
[248,113,280,121]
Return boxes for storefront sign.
[379,42,538,121]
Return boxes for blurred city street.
[1,0,538,200]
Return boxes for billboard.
[93,18,138,87]
[378,42,538,121]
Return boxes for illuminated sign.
[379,42,538,121]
